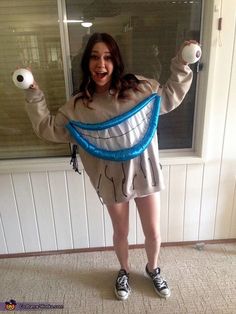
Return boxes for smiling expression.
[89,42,114,93]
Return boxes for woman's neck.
[95,82,111,94]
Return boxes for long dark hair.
[77,33,141,103]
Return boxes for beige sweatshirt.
[25,56,193,205]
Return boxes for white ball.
[12,68,34,89]
[181,43,202,64]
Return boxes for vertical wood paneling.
[84,173,105,247]
[12,173,41,252]
[168,165,186,242]
[66,170,89,249]
[228,13,236,238]
[30,172,57,251]
[160,166,169,243]
[48,171,73,250]
[214,15,236,239]
[136,206,145,244]
[104,207,113,247]
[208,0,236,239]
[198,162,220,240]
[0,174,24,253]
[128,200,137,245]
[230,181,236,237]
[184,164,203,241]
[0,214,7,254]
[0,158,235,255]
[228,26,236,238]
[214,173,236,239]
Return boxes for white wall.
[0,0,235,255]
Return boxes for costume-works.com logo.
[0,299,64,311]
[5,299,17,311]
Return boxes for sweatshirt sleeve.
[24,89,73,143]
[156,56,193,115]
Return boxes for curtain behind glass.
[0,0,69,159]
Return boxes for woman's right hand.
[29,80,39,90]
[25,67,39,90]
[12,67,39,90]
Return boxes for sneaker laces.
[116,270,129,291]
[151,269,168,290]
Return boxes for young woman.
[24,33,194,301]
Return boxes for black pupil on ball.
[17,75,24,82]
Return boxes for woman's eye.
[104,55,112,61]
[90,55,112,61]
[90,55,99,60]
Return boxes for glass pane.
[66,0,202,150]
[0,0,69,159]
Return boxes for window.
[66,0,202,150]
[0,0,202,160]
[0,0,68,159]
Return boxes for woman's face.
[89,42,114,93]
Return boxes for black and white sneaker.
[145,264,171,298]
[115,269,131,301]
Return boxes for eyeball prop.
[181,43,202,64]
[12,68,34,89]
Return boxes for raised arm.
[157,41,198,115]
[24,84,73,144]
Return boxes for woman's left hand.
[178,40,200,65]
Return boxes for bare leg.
[106,202,130,272]
[135,193,161,272]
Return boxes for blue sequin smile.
[66,93,161,161]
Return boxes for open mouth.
[66,93,161,161]
[94,72,108,80]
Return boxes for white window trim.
[192,0,219,162]
[57,0,73,99]
[158,0,220,166]
[0,0,219,173]
[162,0,221,167]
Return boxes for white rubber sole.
[114,287,131,301]
[144,271,171,299]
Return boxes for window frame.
[0,0,218,172]
[60,0,213,163]
[159,0,217,164]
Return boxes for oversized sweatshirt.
[25,56,193,205]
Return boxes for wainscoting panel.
[184,164,204,241]
[84,173,105,248]
[198,162,221,241]
[0,209,7,254]
[136,201,145,245]
[30,171,57,251]
[48,171,73,250]
[0,174,25,253]
[168,165,187,242]
[0,157,235,255]
[104,206,113,247]
[12,173,41,252]
[159,165,170,243]
[215,15,236,239]
[230,182,236,238]
[66,170,89,249]
[128,199,137,245]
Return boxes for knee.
[145,229,161,244]
[113,225,129,241]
